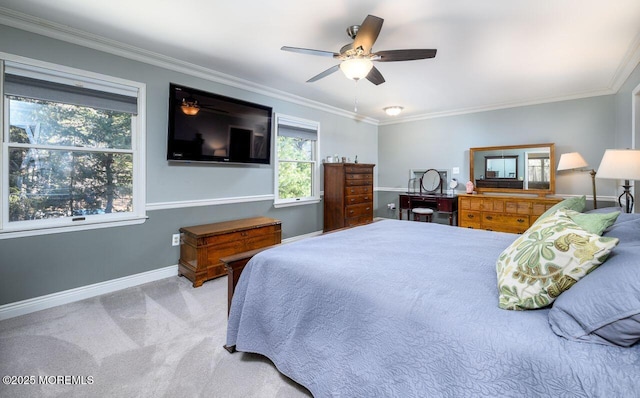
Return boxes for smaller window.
[274,114,319,207]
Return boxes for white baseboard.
[282,230,323,243]
[0,265,178,321]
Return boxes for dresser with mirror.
[459,143,562,233]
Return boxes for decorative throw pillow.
[564,209,620,235]
[496,209,619,310]
[549,213,640,347]
[532,195,586,226]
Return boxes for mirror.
[469,143,555,196]
[421,169,442,193]
[485,156,517,179]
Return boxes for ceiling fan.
[281,14,437,85]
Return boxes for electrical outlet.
[172,233,180,246]
[387,203,396,210]
[452,167,460,174]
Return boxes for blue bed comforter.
[226,219,640,397]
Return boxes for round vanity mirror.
[421,169,442,193]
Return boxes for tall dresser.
[458,194,561,234]
[323,163,375,232]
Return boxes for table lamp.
[557,152,597,209]
[596,149,640,213]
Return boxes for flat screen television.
[167,83,273,164]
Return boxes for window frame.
[273,113,320,208]
[0,53,146,239]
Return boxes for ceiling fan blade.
[352,15,383,54]
[375,49,437,62]
[366,66,385,85]
[281,46,339,58]
[307,65,340,83]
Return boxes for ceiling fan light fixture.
[340,57,373,80]
[384,106,404,116]
[181,98,200,116]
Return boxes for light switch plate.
[452,167,460,175]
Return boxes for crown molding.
[609,31,640,92]
[378,89,616,126]
[0,7,379,126]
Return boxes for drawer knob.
[467,214,474,219]
[485,215,493,220]
[517,219,525,223]
[366,207,370,211]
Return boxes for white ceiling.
[1,1,640,123]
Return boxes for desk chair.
[412,207,434,222]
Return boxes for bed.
[226,214,640,397]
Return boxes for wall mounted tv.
[167,83,273,164]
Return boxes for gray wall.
[376,61,640,220]
[0,25,377,304]
[378,95,616,196]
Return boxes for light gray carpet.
[0,275,312,398]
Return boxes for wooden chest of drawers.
[323,163,375,232]
[458,194,562,234]
[178,216,281,287]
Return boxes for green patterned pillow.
[532,195,586,226]
[564,209,620,235]
[496,209,619,310]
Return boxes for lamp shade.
[596,149,640,180]
[340,58,373,80]
[557,152,588,171]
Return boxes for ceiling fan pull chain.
[354,79,359,112]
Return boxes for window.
[274,114,319,207]
[1,57,145,236]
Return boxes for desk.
[399,194,458,226]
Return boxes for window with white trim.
[274,114,320,207]
[1,57,145,235]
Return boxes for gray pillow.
[548,214,640,347]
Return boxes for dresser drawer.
[459,197,482,211]
[532,202,555,216]
[505,201,531,215]
[482,213,529,232]
[345,193,372,205]
[345,185,373,196]
[345,178,373,187]
[459,210,481,228]
[345,203,373,218]
[345,215,372,227]
[345,173,373,183]
[483,198,505,212]
[345,166,373,174]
